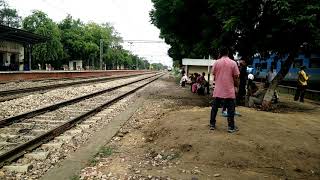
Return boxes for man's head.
[239,60,246,66]
[300,66,306,70]
[219,47,229,57]
[202,72,205,76]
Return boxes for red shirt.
[212,56,240,99]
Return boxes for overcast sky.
[7,0,172,67]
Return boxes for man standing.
[210,47,240,133]
[237,60,247,105]
[294,66,309,102]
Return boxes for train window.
[261,62,267,69]
[309,58,320,68]
[293,59,303,68]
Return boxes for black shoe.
[210,126,215,130]
[228,126,239,133]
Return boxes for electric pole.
[100,39,103,70]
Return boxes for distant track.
[0,72,153,102]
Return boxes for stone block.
[3,164,33,173]
[25,152,49,160]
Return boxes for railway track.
[0,73,163,167]
[0,72,153,102]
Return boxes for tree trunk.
[261,52,295,110]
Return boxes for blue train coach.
[251,53,320,89]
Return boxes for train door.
[251,57,260,75]
[259,61,268,78]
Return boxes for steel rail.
[0,73,164,167]
[0,72,154,97]
[0,73,159,127]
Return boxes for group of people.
[179,47,310,134]
[180,72,209,95]
[210,48,278,133]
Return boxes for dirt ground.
[79,74,320,180]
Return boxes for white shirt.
[248,73,254,80]
[180,75,189,84]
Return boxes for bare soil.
[80,74,320,180]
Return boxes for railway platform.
[0,73,319,179]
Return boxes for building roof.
[0,24,47,44]
[182,58,215,66]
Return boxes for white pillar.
[4,52,11,66]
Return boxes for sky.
[7,0,172,67]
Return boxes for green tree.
[58,15,86,65]
[0,0,21,28]
[150,0,320,108]
[23,10,63,69]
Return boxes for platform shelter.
[182,58,215,83]
[0,24,46,71]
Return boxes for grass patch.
[97,146,113,157]
[70,175,80,180]
[89,158,99,166]
[88,146,114,166]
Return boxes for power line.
[123,40,165,43]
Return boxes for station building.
[182,58,215,83]
[0,24,46,71]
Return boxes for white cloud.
[7,0,172,66]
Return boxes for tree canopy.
[150,0,320,108]
[0,0,21,28]
[150,0,320,61]
[23,10,64,69]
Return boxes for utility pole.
[136,59,138,70]
[28,44,32,71]
[100,39,103,70]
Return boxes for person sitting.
[189,73,196,91]
[248,82,269,107]
[180,73,189,87]
[195,72,210,95]
[201,72,210,95]
[192,73,199,93]
[196,72,206,95]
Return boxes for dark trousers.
[210,98,236,129]
[237,84,246,105]
[294,85,307,102]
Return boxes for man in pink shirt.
[210,47,240,133]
